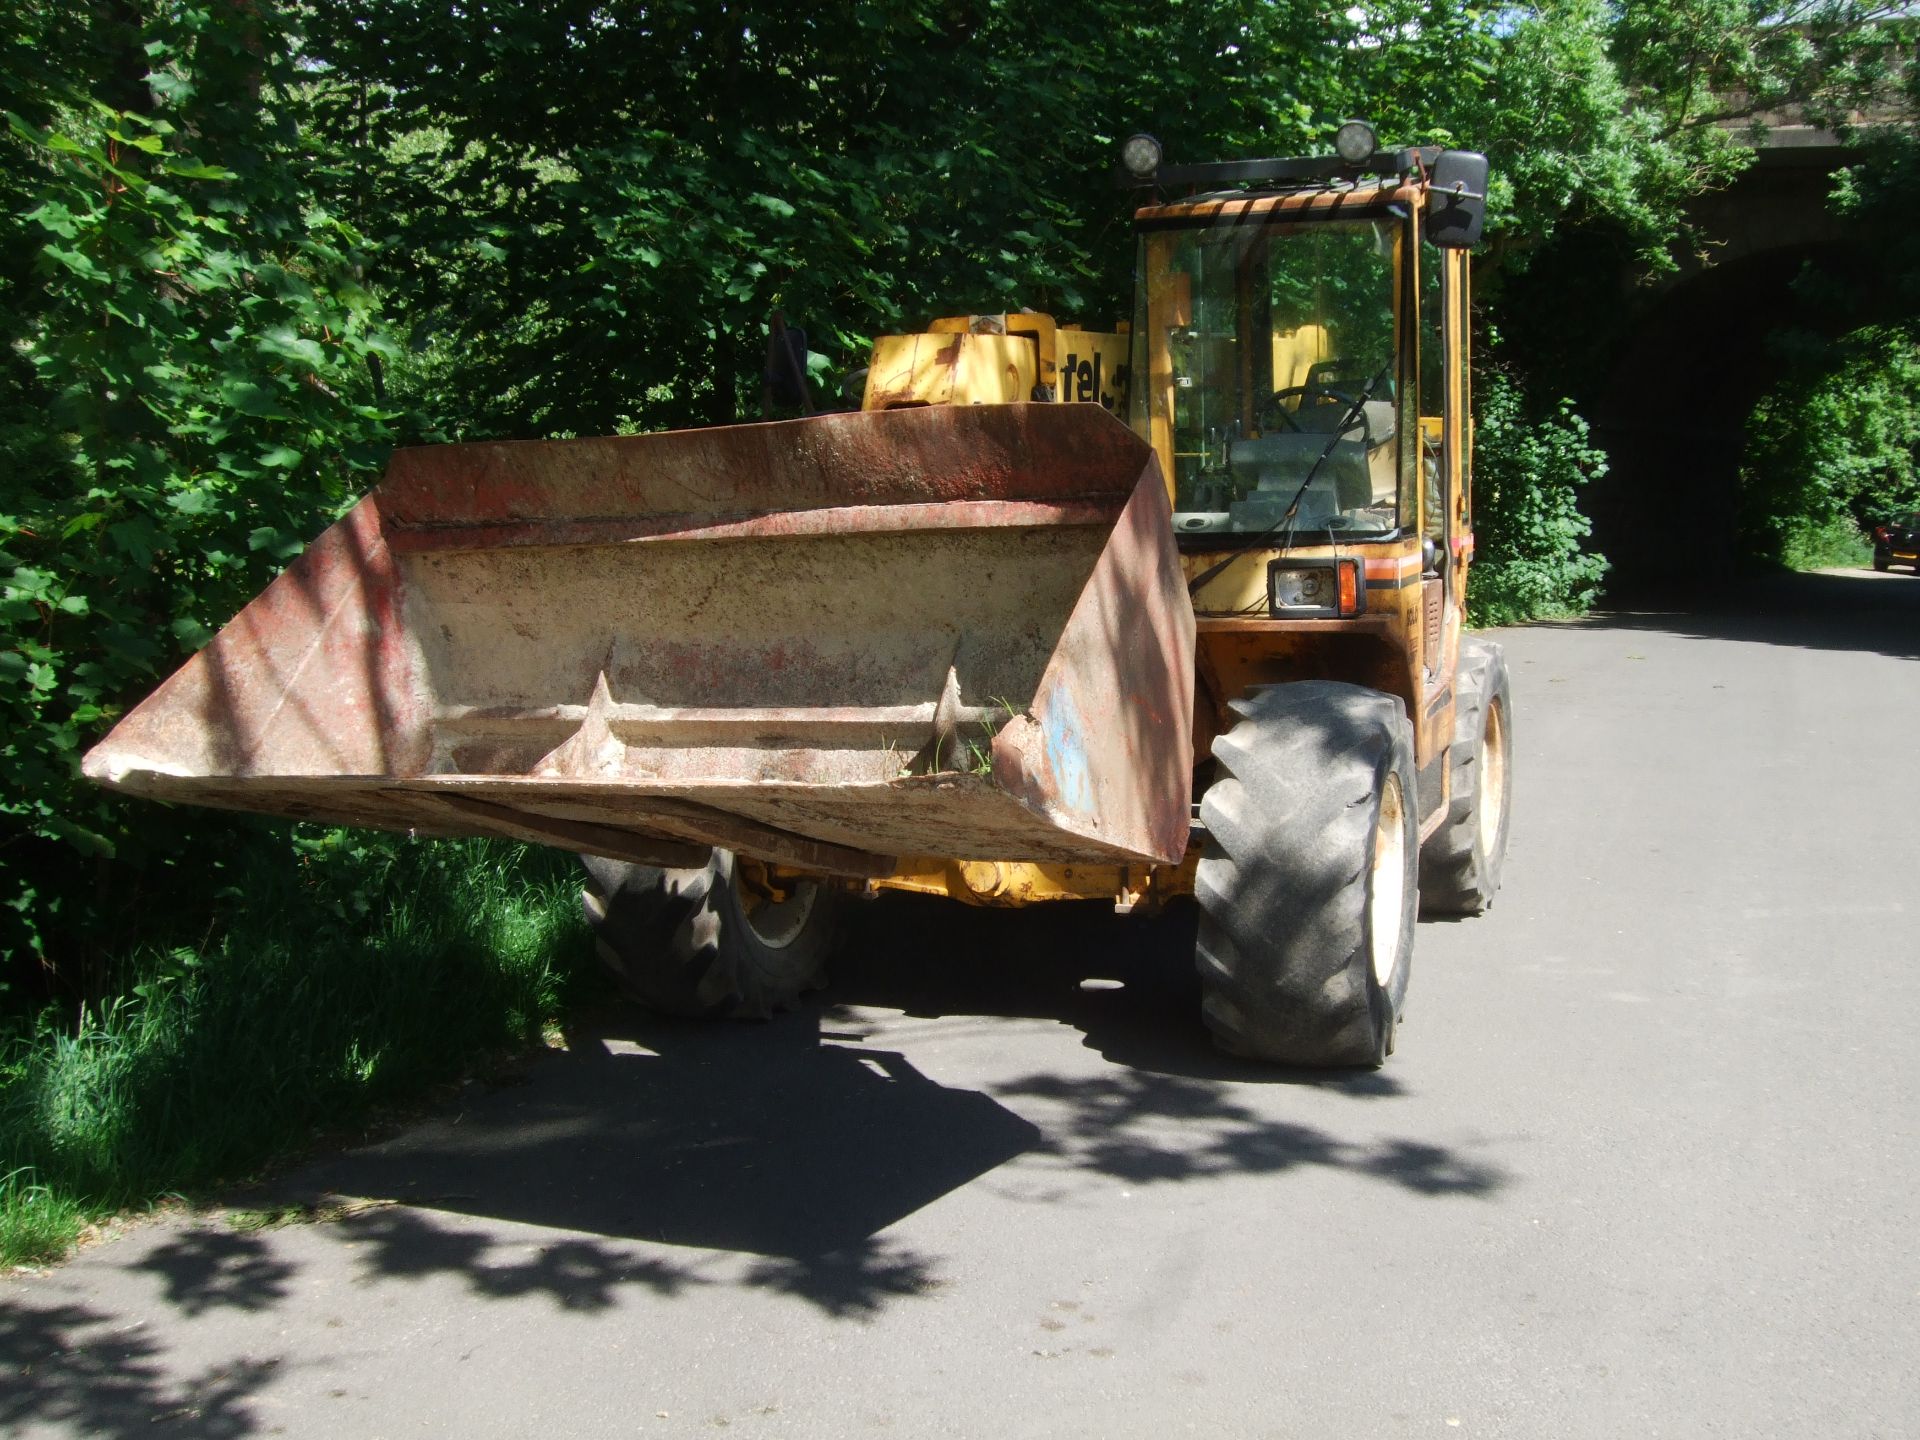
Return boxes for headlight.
[1120,133,1163,179]
[1269,558,1365,618]
[1334,120,1378,165]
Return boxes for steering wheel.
[1263,386,1307,433]
[1306,357,1393,444]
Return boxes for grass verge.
[0,1167,87,1266]
[0,831,590,1268]
[1779,516,1874,572]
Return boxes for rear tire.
[580,850,838,1019]
[1419,638,1513,916]
[1195,682,1418,1068]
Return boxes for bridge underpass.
[1531,127,1878,592]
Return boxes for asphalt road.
[6,569,1919,1439]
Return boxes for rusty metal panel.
[85,404,1196,869]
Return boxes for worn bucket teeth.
[84,404,1196,871]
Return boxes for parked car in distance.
[1872,512,1920,573]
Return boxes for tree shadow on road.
[132,1226,296,1318]
[174,1007,1010,1324]
[325,1209,937,1323]
[993,1070,1501,1197]
[0,1295,279,1439]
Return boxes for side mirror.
[1425,150,1488,249]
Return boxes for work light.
[1334,120,1378,165]
[1120,134,1163,179]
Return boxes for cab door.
[1415,237,1470,813]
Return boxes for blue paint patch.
[1042,687,1096,815]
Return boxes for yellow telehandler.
[84,125,1511,1067]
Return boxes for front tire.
[1195,683,1418,1068]
[580,850,839,1019]
[1419,638,1513,916]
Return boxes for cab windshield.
[1131,216,1408,539]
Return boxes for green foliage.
[0,834,587,1264]
[1611,0,1909,137]
[1563,0,1905,271]
[1831,130,1920,320]
[1467,0,1740,272]
[1739,324,1920,563]
[299,0,1851,439]
[0,3,405,974]
[1778,515,1874,570]
[1468,373,1612,625]
[302,0,1161,437]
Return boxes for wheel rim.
[1477,694,1508,860]
[1368,772,1408,987]
[736,874,819,950]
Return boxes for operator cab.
[1118,129,1487,567]
[1134,212,1405,540]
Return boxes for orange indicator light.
[1337,560,1360,616]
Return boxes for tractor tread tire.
[580,850,836,1020]
[1419,638,1513,916]
[1195,682,1418,1068]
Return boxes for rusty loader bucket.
[83,405,1196,877]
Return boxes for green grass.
[1779,515,1874,572]
[0,832,590,1268]
[0,1167,87,1265]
